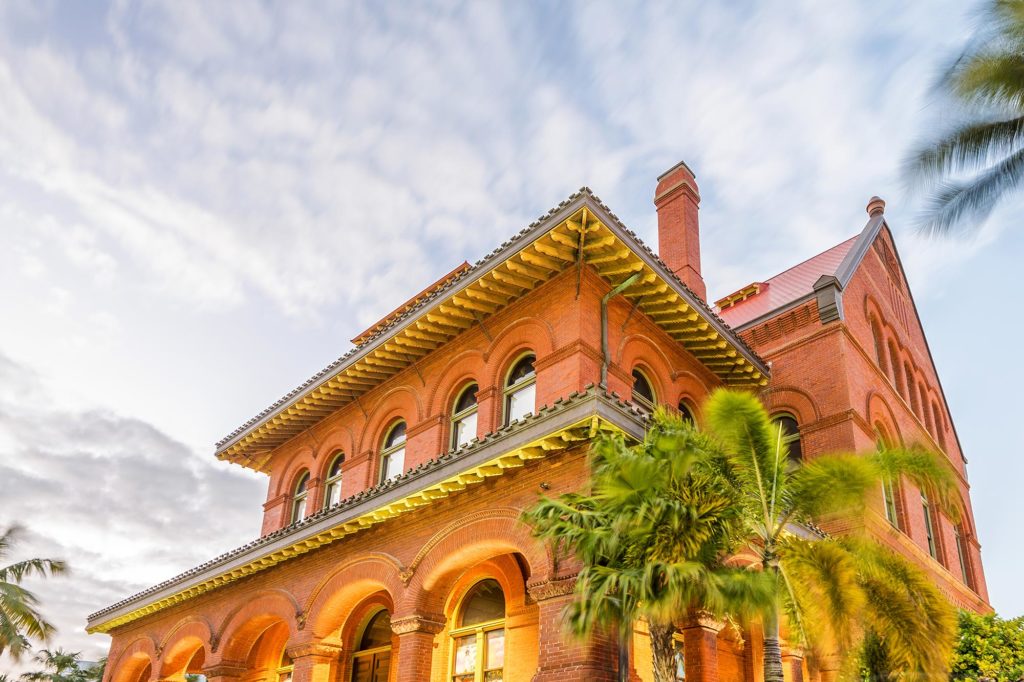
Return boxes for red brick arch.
[427,349,487,416]
[483,317,555,388]
[866,391,903,446]
[399,509,549,614]
[107,635,157,682]
[440,554,529,622]
[273,446,316,499]
[358,384,422,453]
[158,617,211,678]
[314,426,356,468]
[303,553,405,644]
[759,385,820,424]
[616,333,675,402]
[215,589,301,665]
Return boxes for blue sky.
[0,0,1020,669]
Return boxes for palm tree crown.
[908,0,1024,234]
[0,525,66,662]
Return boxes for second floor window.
[954,524,972,588]
[922,491,938,561]
[677,401,695,425]
[451,383,479,449]
[631,369,655,413]
[291,471,309,523]
[772,414,802,463]
[504,355,536,425]
[324,453,344,508]
[380,421,407,483]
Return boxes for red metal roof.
[717,236,859,328]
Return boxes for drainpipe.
[600,273,642,389]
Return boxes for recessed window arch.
[772,413,802,463]
[931,402,947,450]
[323,451,345,509]
[954,523,974,589]
[351,609,392,682]
[503,353,536,425]
[291,470,310,523]
[869,315,888,374]
[677,399,695,425]
[631,368,656,413]
[921,490,943,564]
[875,424,902,530]
[451,579,506,682]
[276,651,294,682]
[920,383,934,433]
[380,420,407,484]
[888,341,905,398]
[905,363,921,416]
[451,383,479,450]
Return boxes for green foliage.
[0,526,67,662]
[907,0,1024,234]
[18,648,103,682]
[950,610,1024,681]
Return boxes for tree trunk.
[649,621,678,682]
[763,609,785,682]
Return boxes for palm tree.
[20,648,98,682]
[907,0,1024,234]
[702,389,959,681]
[0,525,66,662]
[523,408,774,682]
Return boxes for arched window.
[921,491,942,564]
[888,342,904,398]
[504,354,536,425]
[932,402,947,450]
[870,317,888,374]
[631,369,655,412]
[276,652,294,682]
[906,363,921,416]
[954,524,974,589]
[352,610,392,682]
[875,425,901,530]
[451,383,479,449]
[323,452,344,509]
[920,383,934,433]
[677,401,695,425]
[380,421,407,483]
[772,414,802,463]
[291,471,310,523]
[451,579,505,682]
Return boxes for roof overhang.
[216,190,769,470]
[88,388,647,634]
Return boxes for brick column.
[781,647,804,682]
[680,612,723,682]
[391,613,445,682]
[286,643,342,682]
[528,577,617,682]
[201,663,245,682]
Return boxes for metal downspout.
[600,272,642,389]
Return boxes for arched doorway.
[351,609,392,682]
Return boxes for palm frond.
[906,115,1024,182]
[783,453,876,524]
[871,446,961,521]
[916,146,1024,234]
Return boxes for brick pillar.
[286,643,342,682]
[391,613,445,682]
[781,647,804,682]
[201,663,245,682]
[680,612,723,682]
[528,577,618,682]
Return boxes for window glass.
[504,355,536,425]
[291,471,309,523]
[773,415,802,463]
[324,453,344,508]
[631,369,655,410]
[381,422,407,483]
[954,525,972,587]
[452,384,479,449]
[677,402,694,424]
[922,492,937,560]
[453,635,477,679]
[359,611,392,650]
[674,637,685,680]
[459,579,505,627]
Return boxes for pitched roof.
[215,188,770,470]
[716,237,858,328]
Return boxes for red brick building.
[88,162,988,682]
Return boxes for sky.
[0,0,1021,672]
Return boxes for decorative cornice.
[390,614,446,635]
[682,610,724,632]
[201,664,246,679]
[527,576,577,602]
[285,642,344,660]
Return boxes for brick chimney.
[654,161,705,300]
